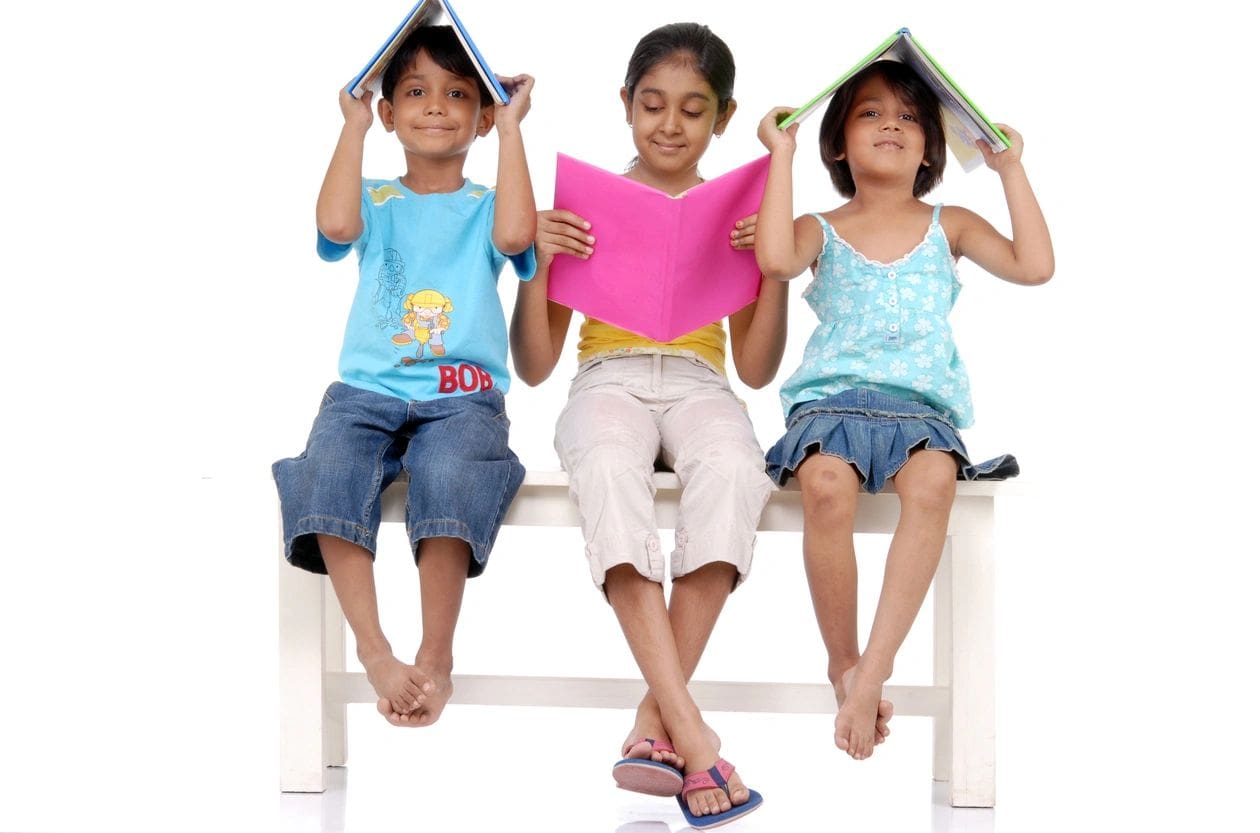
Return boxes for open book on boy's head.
[547,154,772,344]
[779,28,1009,172]
[346,0,508,104]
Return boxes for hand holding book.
[545,153,771,343]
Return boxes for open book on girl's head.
[779,28,1009,172]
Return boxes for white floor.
[275,704,994,833]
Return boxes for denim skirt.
[765,388,1018,494]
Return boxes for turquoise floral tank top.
[779,206,974,427]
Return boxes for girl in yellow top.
[511,22,785,829]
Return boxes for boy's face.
[378,49,493,160]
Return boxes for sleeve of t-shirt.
[315,183,371,262]
[482,189,537,281]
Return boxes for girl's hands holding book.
[977,123,1024,173]
[731,213,757,250]
[757,108,799,155]
[536,209,594,268]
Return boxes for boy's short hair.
[818,60,946,199]
[381,25,493,105]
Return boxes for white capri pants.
[554,353,774,590]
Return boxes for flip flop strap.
[623,736,676,756]
[682,758,735,798]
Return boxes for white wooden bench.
[278,471,1002,807]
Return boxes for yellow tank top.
[576,317,727,374]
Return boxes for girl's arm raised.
[316,90,373,244]
[952,124,1054,286]
[509,209,589,385]
[754,108,825,281]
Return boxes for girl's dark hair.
[382,25,492,105]
[624,22,736,115]
[818,61,946,198]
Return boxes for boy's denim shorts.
[765,388,1018,494]
[272,381,525,577]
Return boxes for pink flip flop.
[677,758,763,829]
[612,737,684,796]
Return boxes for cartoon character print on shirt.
[372,249,408,331]
[392,289,453,366]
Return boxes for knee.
[799,469,858,528]
[898,460,957,516]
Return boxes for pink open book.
[546,153,771,343]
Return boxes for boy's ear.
[714,98,738,136]
[620,86,632,124]
[476,104,494,138]
[378,96,396,133]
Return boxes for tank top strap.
[931,203,943,225]
[809,212,837,246]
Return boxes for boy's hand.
[730,213,757,250]
[339,89,374,134]
[758,107,798,154]
[494,74,534,129]
[536,209,593,268]
[978,123,1023,172]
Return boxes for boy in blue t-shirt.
[273,25,537,727]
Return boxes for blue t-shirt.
[318,178,535,402]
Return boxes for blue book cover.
[346,0,509,104]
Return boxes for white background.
[1,1,1255,830]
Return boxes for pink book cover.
[546,153,771,343]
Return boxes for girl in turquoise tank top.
[754,59,1054,761]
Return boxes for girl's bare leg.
[605,565,751,819]
[623,562,735,769]
[835,449,955,758]
[795,456,893,752]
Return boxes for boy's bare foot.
[359,648,430,720]
[834,665,888,759]
[835,664,893,748]
[377,652,455,727]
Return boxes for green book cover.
[779,28,1010,172]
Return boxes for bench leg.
[948,500,996,807]
[932,540,952,783]
[278,539,329,792]
[323,584,348,768]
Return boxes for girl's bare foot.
[835,665,887,759]
[835,664,893,747]
[359,647,429,721]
